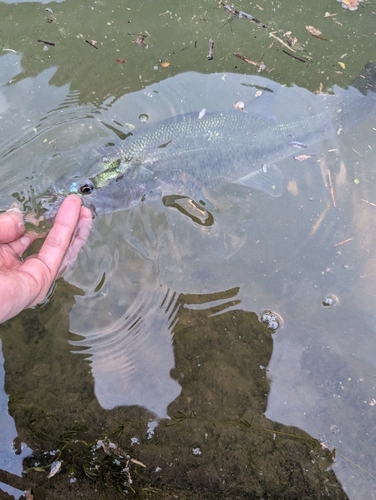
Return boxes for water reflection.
[0,62,376,498]
[70,286,181,418]
[0,283,349,498]
[0,342,31,499]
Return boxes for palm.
[0,197,92,323]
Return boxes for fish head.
[39,170,151,220]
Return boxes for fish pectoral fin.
[233,164,283,197]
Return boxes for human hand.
[0,194,93,324]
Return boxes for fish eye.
[79,182,94,195]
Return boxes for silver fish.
[40,63,376,218]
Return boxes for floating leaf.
[161,61,170,67]
[116,59,126,63]
[338,61,346,70]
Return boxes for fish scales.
[102,109,327,190]
[39,63,376,217]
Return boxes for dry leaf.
[339,0,363,11]
[116,59,126,63]
[306,25,322,36]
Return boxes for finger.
[37,194,82,277]
[0,208,24,243]
[57,205,93,277]
[6,231,41,257]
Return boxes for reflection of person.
[0,194,92,324]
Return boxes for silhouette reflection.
[0,282,349,498]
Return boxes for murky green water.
[0,0,376,498]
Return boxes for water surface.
[0,1,376,498]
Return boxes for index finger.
[37,194,82,277]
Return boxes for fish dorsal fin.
[233,164,283,197]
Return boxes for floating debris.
[86,39,98,49]
[221,2,266,27]
[128,33,148,49]
[306,25,327,40]
[233,101,245,110]
[198,108,207,119]
[362,198,376,207]
[37,39,55,47]
[260,310,283,331]
[294,154,312,161]
[306,25,322,36]
[333,237,353,247]
[269,31,301,53]
[206,38,214,60]
[47,460,62,479]
[338,0,363,10]
[327,169,336,207]
[233,52,266,71]
[282,50,308,64]
[290,141,307,149]
[161,61,170,67]
[322,294,338,307]
[116,59,126,63]
[287,31,299,46]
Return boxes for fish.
[40,63,376,219]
